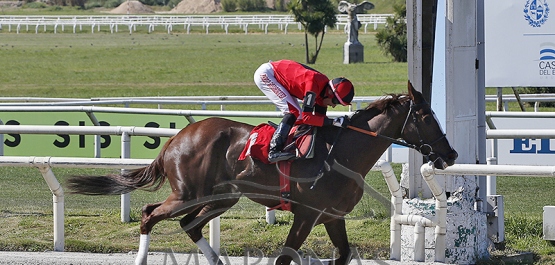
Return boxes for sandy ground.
[110,1,154,14]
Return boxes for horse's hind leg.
[135,193,201,265]
[180,194,241,265]
[134,201,162,265]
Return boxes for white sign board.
[485,0,555,87]
[487,118,555,165]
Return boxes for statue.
[338,1,375,44]
[338,1,374,64]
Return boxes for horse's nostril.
[448,151,458,160]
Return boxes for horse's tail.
[67,139,172,196]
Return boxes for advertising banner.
[485,0,555,87]
[487,117,555,165]
[0,112,273,158]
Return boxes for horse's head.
[401,81,458,169]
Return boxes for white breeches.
[254,62,302,118]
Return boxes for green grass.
[0,166,395,259]
[0,32,407,99]
[0,25,554,264]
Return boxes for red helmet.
[329,77,354,106]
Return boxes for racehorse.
[67,81,458,265]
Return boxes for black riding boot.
[268,115,296,163]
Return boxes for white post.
[121,132,131,223]
[390,196,401,260]
[36,165,64,252]
[0,119,4,156]
[209,217,220,255]
[373,161,402,260]
[406,0,428,199]
[266,208,276,224]
[94,135,101,158]
[486,157,497,196]
[413,222,425,261]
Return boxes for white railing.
[370,159,555,263]
[2,94,555,112]
[416,163,555,263]
[0,14,393,34]
[0,124,175,251]
[0,96,381,111]
[375,112,555,262]
[485,93,555,112]
[0,156,152,251]
[485,111,555,194]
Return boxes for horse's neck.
[366,103,409,139]
[342,103,410,174]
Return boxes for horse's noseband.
[401,101,448,163]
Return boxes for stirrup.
[268,151,295,163]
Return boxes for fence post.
[36,163,65,252]
[209,217,220,255]
[121,131,131,223]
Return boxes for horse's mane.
[351,93,410,121]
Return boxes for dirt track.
[0,251,449,264]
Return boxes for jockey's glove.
[332,116,350,128]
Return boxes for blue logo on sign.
[540,43,555,60]
[524,0,550,27]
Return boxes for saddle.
[239,123,317,212]
[238,123,317,164]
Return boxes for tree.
[288,0,337,64]
[375,3,407,62]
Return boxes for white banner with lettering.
[485,0,555,87]
[487,118,555,165]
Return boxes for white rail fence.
[0,123,225,255]
[412,163,555,263]
[1,94,555,112]
[0,155,153,252]
[0,96,381,112]
[378,125,555,262]
[485,111,555,195]
[0,14,392,34]
[485,93,555,112]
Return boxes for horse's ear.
[407,80,424,103]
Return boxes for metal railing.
[0,96,382,112]
[2,93,555,111]
[0,14,393,34]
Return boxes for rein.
[346,125,418,150]
[346,100,446,156]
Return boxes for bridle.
[313,100,449,188]
[346,100,448,164]
[399,101,448,163]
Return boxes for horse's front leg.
[275,209,320,265]
[323,218,352,265]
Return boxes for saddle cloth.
[238,123,317,164]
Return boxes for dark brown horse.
[68,82,457,265]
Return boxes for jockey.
[254,59,355,163]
